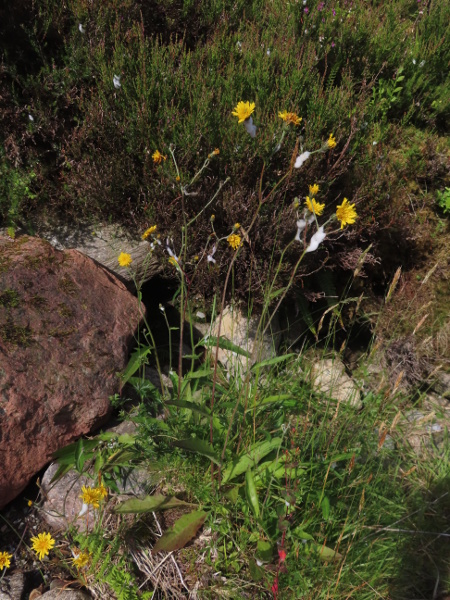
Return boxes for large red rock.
[0,236,144,508]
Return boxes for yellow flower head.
[118,252,132,268]
[0,551,13,570]
[309,183,320,196]
[232,101,255,123]
[80,485,101,508]
[141,225,157,240]
[168,256,178,267]
[152,150,167,164]
[210,214,215,222]
[30,532,55,560]
[72,550,91,569]
[234,222,241,230]
[227,234,242,250]
[27,499,33,507]
[212,148,220,155]
[278,111,302,126]
[97,483,108,499]
[327,134,337,149]
[176,175,181,181]
[305,196,325,216]
[336,198,358,229]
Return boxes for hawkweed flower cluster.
[78,484,108,516]
[118,252,132,267]
[71,548,91,570]
[232,101,257,137]
[278,110,302,126]
[30,532,56,561]
[152,150,166,164]
[294,185,358,252]
[0,551,12,571]
[294,133,338,169]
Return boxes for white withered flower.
[207,244,217,264]
[294,151,311,169]
[78,24,85,33]
[305,226,326,253]
[243,116,257,138]
[113,74,121,89]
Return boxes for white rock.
[309,356,361,407]
[208,305,281,377]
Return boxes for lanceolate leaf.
[166,400,211,418]
[201,335,251,357]
[313,542,342,562]
[245,468,260,518]
[121,346,152,385]
[222,438,282,484]
[251,354,297,370]
[153,510,208,553]
[173,438,221,466]
[114,494,196,514]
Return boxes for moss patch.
[0,289,20,308]
[0,320,33,347]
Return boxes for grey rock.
[35,222,160,285]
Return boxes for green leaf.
[173,438,221,466]
[183,368,215,380]
[268,286,288,301]
[249,559,264,581]
[256,539,273,562]
[153,510,208,552]
[222,438,282,484]
[321,496,331,520]
[74,438,86,472]
[251,354,297,370]
[245,468,260,518]
[245,394,294,412]
[292,527,314,541]
[114,494,196,514]
[313,542,342,562]
[223,486,239,504]
[200,335,251,358]
[166,400,211,418]
[121,346,152,385]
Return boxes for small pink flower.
[278,549,287,562]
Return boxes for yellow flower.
[176,175,181,181]
[0,551,12,570]
[232,101,255,123]
[118,252,132,267]
[97,483,108,499]
[141,225,157,240]
[309,183,320,196]
[27,499,33,507]
[72,550,91,569]
[278,110,302,126]
[336,198,358,229]
[212,148,220,155]
[327,134,337,149]
[305,196,325,216]
[80,485,101,508]
[210,214,215,221]
[234,223,241,230]
[152,150,167,164]
[30,532,55,560]
[227,234,242,250]
[168,256,178,267]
